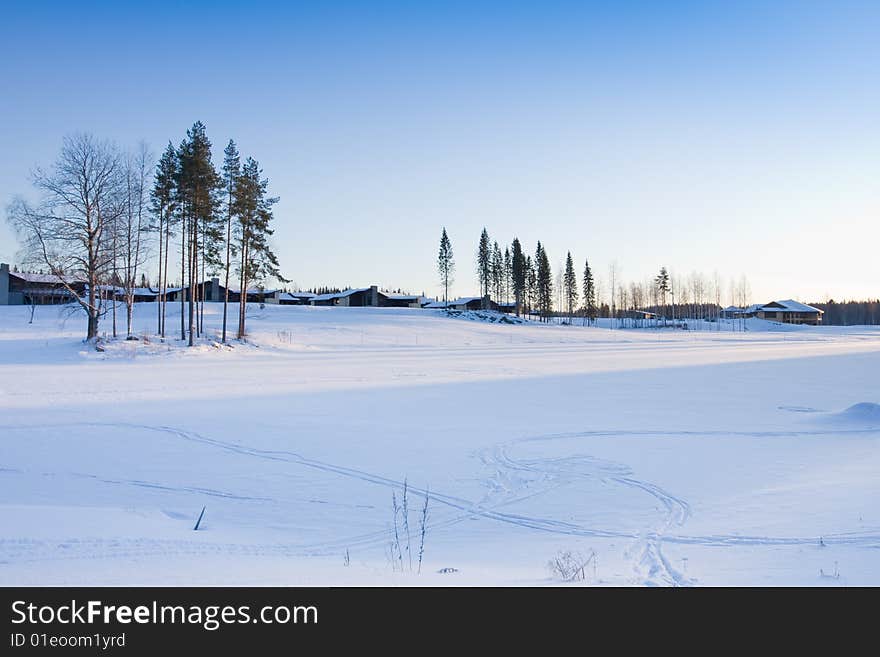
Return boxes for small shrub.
[548,549,596,582]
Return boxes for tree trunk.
[222,208,232,343]
[157,211,164,335]
[161,222,170,337]
[188,211,196,347]
[180,214,186,341]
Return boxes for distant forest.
[809,300,880,326]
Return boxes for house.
[266,291,317,305]
[755,300,823,325]
[162,278,277,304]
[94,285,160,303]
[378,292,423,308]
[424,296,500,311]
[312,287,379,307]
[310,286,423,308]
[0,264,86,305]
[721,300,823,325]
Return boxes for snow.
[760,299,824,313]
[311,288,369,302]
[1,303,879,586]
[9,271,85,284]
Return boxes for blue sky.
[1,1,878,303]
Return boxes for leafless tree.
[117,143,153,338]
[6,134,122,341]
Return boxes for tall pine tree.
[221,139,240,343]
[563,251,578,321]
[176,121,222,346]
[583,258,596,325]
[491,241,503,303]
[655,266,671,325]
[437,227,454,307]
[503,246,512,305]
[477,227,491,308]
[150,142,178,337]
[234,157,287,339]
[511,238,525,316]
[535,242,553,321]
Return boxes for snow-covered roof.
[277,291,316,301]
[10,271,85,284]
[227,287,278,295]
[759,300,823,314]
[312,288,370,302]
[449,297,482,305]
[380,292,421,301]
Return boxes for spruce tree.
[656,266,671,324]
[234,157,287,339]
[563,251,578,321]
[477,227,491,307]
[503,246,512,305]
[583,258,596,325]
[535,242,553,321]
[221,139,240,343]
[491,241,503,304]
[437,227,454,307]
[150,142,178,337]
[511,238,525,316]
[176,121,222,346]
[526,254,536,316]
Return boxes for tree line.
[438,227,597,322]
[435,227,773,328]
[810,300,880,326]
[6,123,285,344]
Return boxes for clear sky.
[1,1,878,304]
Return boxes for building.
[721,300,823,325]
[266,291,317,305]
[162,278,277,304]
[1,263,86,305]
[424,296,500,311]
[755,300,823,325]
[379,292,423,308]
[311,286,423,308]
[312,287,379,307]
[94,285,160,303]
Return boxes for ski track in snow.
[2,421,879,584]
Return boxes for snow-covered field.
[1,303,879,586]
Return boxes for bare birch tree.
[6,134,121,342]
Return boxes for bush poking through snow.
[548,549,596,582]
[418,488,429,574]
[389,481,430,574]
[820,561,840,580]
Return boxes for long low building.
[311,286,423,308]
[0,264,86,305]
[423,296,511,312]
[721,299,824,325]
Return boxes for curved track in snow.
[2,421,879,585]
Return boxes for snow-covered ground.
[1,303,879,586]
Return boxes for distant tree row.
[434,227,774,329]
[439,227,589,322]
[810,299,880,326]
